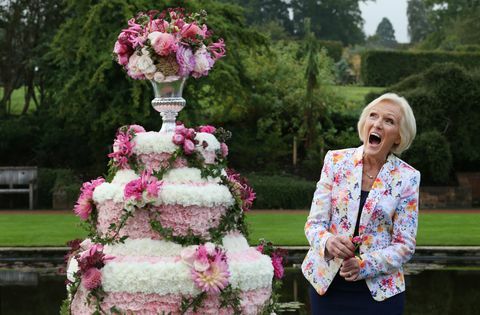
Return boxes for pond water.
[1,266,479,314]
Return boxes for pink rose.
[199,125,216,134]
[220,142,229,157]
[82,268,102,290]
[127,54,145,80]
[186,128,196,140]
[148,31,177,56]
[181,23,202,39]
[183,139,195,155]
[181,246,198,265]
[175,124,187,136]
[172,133,185,145]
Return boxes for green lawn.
[247,212,480,246]
[330,85,384,114]
[0,212,479,247]
[0,87,38,115]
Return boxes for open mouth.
[369,132,382,145]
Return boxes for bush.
[361,50,480,86]
[364,63,480,172]
[248,174,316,209]
[403,131,452,185]
[0,116,38,165]
[37,168,81,209]
[318,40,343,62]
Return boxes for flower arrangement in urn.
[113,7,226,82]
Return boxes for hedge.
[247,174,316,209]
[361,50,480,86]
[319,40,343,62]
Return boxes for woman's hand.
[325,236,355,259]
[340,257,360,281]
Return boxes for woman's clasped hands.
[325,236,360,281]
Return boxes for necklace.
[364,171,374,179]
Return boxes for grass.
[0,212,479,247]
[247,212,480,246]
[0,87,38,115]
[329,85,384,114]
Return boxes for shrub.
[318,40,343,62]
[37,168,81,209]
[247,174,316,209]
[403,131,452,185]
[361,50,480,86]
[364,63,480,172]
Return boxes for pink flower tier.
[64,125,278,315]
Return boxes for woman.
[302,93,421,314]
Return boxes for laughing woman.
[302,93,421,315]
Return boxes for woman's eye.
[386,119,394,124]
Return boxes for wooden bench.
[0,167,38,210]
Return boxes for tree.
[407,0,432,43]
[375,17,397,48]
[0,0,64,117]
[419,0,480,49]
[221,0,294,35]
[291,0,365,45]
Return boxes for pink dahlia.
[82,267,102,290]
[192,255,230,294]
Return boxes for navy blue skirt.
[309,273,405,315]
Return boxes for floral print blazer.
[302,146,421,301]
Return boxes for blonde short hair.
[357,93,417,155]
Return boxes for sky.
[360,0,410,43]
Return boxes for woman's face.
[363,100,402,160]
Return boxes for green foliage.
[374,18,397,48]
[361,50,480,86]
[38,168,80,208]
[291,0,365,45]
[248,174,316,209]
[41,0,266,174]
[0,116,39,165]
[318,40,343,62]
[366,63,480,173]
[180,292,207,314]
[403,130,452,185]
[407,0,432,44]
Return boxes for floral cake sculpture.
[62,8,285,315]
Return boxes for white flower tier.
[68,235,274,314]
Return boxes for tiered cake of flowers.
[63,8,285,315]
